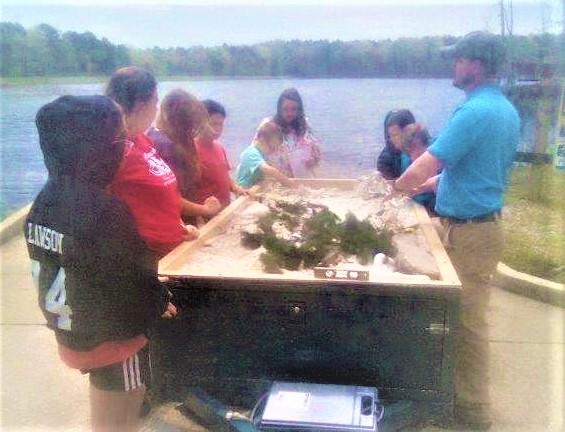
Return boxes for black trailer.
[150,179,461,431]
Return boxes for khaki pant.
[434,218,503,417]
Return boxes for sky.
[1,1,562,48]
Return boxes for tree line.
[1,22,561,79]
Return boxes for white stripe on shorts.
[134,354,141,388]
[122,360,130,392]
[128,357,136,390]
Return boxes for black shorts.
[86,345,151,392]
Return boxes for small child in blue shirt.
[400,123,437,212]
[237,121,295,188]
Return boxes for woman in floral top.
[257,88,321,178]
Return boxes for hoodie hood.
[36,95,124,188]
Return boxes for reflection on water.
[1,78,463,217]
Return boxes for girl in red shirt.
[78,66,197,430]
[106,67,198,257]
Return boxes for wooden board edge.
[411,203,461,287]
[158,268,460,289]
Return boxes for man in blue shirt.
[394,32,520,430]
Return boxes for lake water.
[1,78,465,218]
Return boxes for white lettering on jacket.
[27,223,64,254]
[30,259,72,331]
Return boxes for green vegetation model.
[242,198,393,274]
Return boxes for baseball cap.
[441,31,506,75]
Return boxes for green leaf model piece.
[340,212,394,265]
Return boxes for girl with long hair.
[147,89,222,222]
[257,88,321,178]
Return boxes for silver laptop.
[259,381,382,431]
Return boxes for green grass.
[503,166,565,283]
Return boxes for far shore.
[1,75,454,87]
[2,75,292,87]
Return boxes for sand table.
[177,177,439,282]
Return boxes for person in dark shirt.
[377,109,437,213]
[26,95,176,431]
[376,109,416,179]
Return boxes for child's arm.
[181,197,222,218]
[305,131,321,167]
[182,224,200,240]
[259,162,296,188]
[230,179,249,196]
[411,174,439,196]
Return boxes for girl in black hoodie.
[26,95,175,431]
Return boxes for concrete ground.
[1,235,563,431]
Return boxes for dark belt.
[442,210,501,225]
